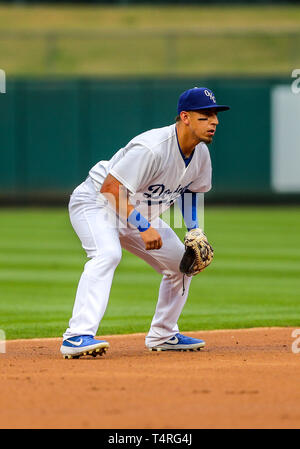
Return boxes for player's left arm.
[178,189,214,277]
[177,189,199,231]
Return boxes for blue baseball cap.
[177,87,230,114]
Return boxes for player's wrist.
[187,223,199,231]
[127,209,151,233]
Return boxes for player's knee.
[107,247,122,267]
[162,264,183,278]
[166,269,183,279]
[164,249,185,276]
[85,248,122,274]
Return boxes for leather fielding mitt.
[179,228,214,276]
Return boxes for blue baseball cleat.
[149,333,205,352]
[60,335,109,359]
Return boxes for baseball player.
[60,87,230,359]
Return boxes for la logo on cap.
[204,89,216,103]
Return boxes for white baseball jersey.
[89,123,212,222]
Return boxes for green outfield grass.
[0,4,299,76]
[0,206,300,340]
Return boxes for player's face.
[187,109,219,144]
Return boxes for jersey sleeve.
[188,145,212,193]
[109,144,159,194]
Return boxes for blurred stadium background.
[1,0,300,204]
[0,0,300,339]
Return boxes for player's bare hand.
[140,226,162,250]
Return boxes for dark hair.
[175,115,181,122]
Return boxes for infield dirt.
[1,327,299,429]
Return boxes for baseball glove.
[179,228,214,276]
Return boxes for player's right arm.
[100,174,162,250]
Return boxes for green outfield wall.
[0,76,298,203]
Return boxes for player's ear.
[180,111,190,124]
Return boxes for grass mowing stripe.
[0,206,300,339]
